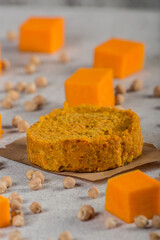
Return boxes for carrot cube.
[65,68,115,107]
[105,170,160,223]
[94,38,145,79]
[0,196,10,228]
[19,17,65,53]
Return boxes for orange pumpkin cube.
[65,68,115,107]
[0,43,1,75]
[0,196,10,228]
[94,38,145,79]
[0,114,2,138]
[19,17,65,53]
[105,170,160,223]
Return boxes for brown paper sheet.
[0,137,160,181]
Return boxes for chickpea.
[4,81,14,92]
[7,90,19,101]
[115,94,125,105]
[115,84,126,94]
[1,97,13,109]
[16,82,27,92]
[25,63,36,74]
[28,178,42,190]
[26,169,35,180]
[9,192,22,204]
[12,215,24,227]
[152,215,160,228]
[134,215,148,228]
[0,182,7,194]
[12,115,23,127]
[17,120,30,133]
[24,101,38,112]
[77,205,94,221]
[154,86,160,97]
[30,202,42,214]
[59,52,69,64]
[32,171,45,183]
[7,30,17,41]
[25,82,36,94]
[30,55,41,65]
[104,217,117,229]
[33,95,46,106]
[35,76,48,87]
[130,79,143,91]
[9,230,22,240]
[1,176,12,188]
[10,200,22,211]
[63,177,76,189]
[88,186,100,199]
[150,232,160,240]
[58,231,73,240]
[1,58,10,70]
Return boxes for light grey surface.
[0,6,160,240]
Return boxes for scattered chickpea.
[10,199,22,211]
[17,120,30,133]
[12,115,23,127]
[134,215,148,228]
[58,231,73,240]
[12,215,24,227]
[30,55,41,65]
[35,76,48,87]
[32,171,45,183]
[7,90,19,101]
[59,52,70,64]
[154,86,160,98]
[25,82,37,93]
[4,81,14,92]
[9,230,22,240]
[115,105,124,110]
[1,59,11,70]
[25,63,36,74]
[88,186,100,199]
[63,177,76,189]
[1,176,12,188]
[115,94,125,105]
[130,79,143,91]
[104,217,117,229]
[1,97,13,109]
[11,210,24,219]
[7,30,17,41]
[24,101,38,112]
[33,95,46,107]
[0,181,7,194]
[9,192,22,204]
[152,215,160,229]
[30,201,42,214]
[77,205,95,221]
[16,82,27,92]
[28,177,42,190]
[115,84,126,94]
[26,169,35,180]
[149,232,160,240]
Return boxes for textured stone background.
[0,0,160,9]
[0,5,160,240]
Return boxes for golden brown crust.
[27,104,143,172]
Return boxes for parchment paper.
[0,137,159,181]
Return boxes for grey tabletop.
[0,5,160,240]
